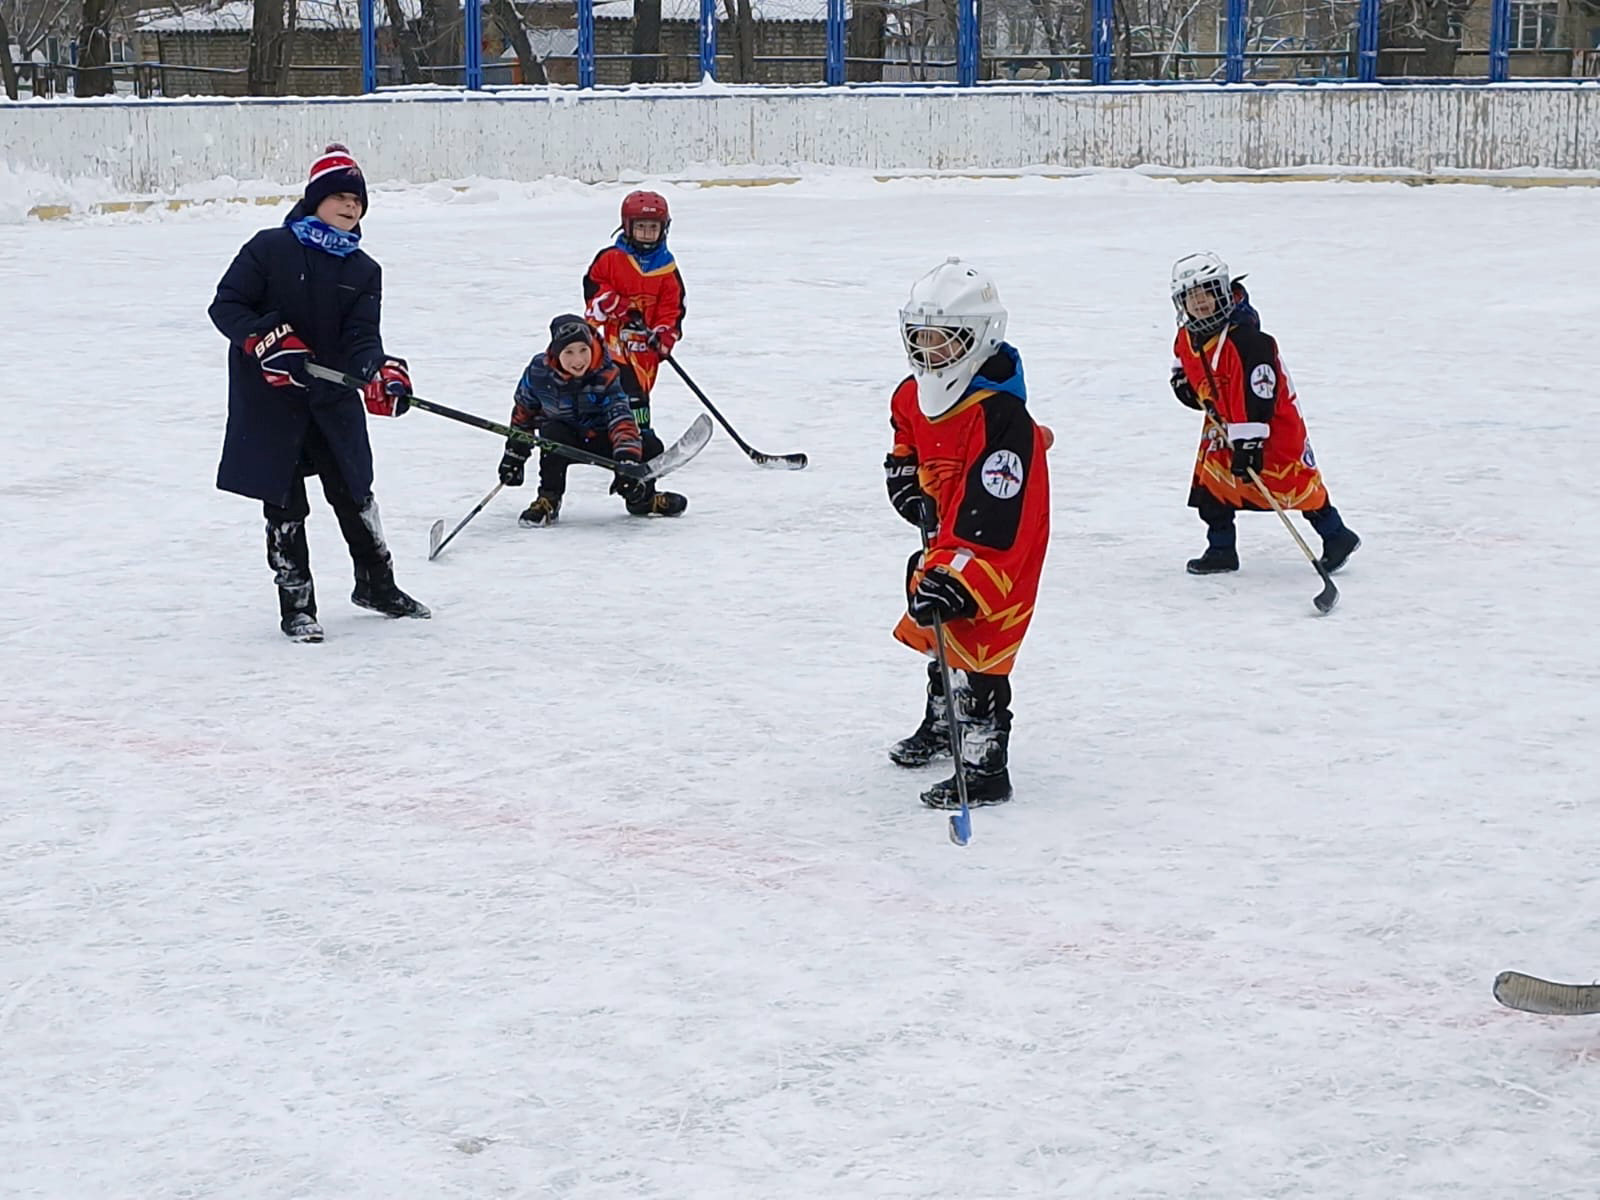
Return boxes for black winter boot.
[1320,528,1361,574]
[889,661,951,767]
[352,564,431,619]
[281,611,324,643]
[618,475,687,518]
[1186,546,1240,575]
[921,724,1012,809]
[268,518,322,641]
[519,490,562,527]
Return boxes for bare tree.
[0,7,19,98]
[248,0,284,93]
[382,0,426,82]
[630,0,661,82]
[1379,0,1470,76]
[847,0,888,80]
[76,0,115,94]
[276,0,299,93]
[420,0,461,81]
[721,0,753,79]
[489,0,544,84]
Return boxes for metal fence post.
[700,0,718,80]
[1091,0,1112,83]
[1489,0,1511,81]
[464,0,482,88]
[1225,0,1247,83]
[360,0,376,93]
[578,0,595,88]
[957,0,978,85]
[825,0,845,85]
[1356,0,1379,82]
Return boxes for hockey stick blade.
[1494,971,1600,1015]
[646,413,713,481]
[428,519,446,561]
[948,809,971,846]
[1313,570,1339,615]
[753,450,809,470]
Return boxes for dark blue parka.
[208,206,388,507]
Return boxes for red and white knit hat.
[304,143,368,215]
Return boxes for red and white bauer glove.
[363,357,412,418]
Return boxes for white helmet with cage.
[900,257,1008,418]
[1171,251,1236,337]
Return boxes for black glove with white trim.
[885,452,938,532]
[908,568,977,628]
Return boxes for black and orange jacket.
[1173,317,1328,513]
[889,344,1051,677]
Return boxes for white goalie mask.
[899,257,1008,418]
[1170,251,1236,338]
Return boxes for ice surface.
[4,174,1600,1198]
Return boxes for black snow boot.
[618,475,687,518]
[352,564,431,619]
[281,611,325,643]
[1320,528,1361,575]
[1186,546,1240,575]
[519,490,562,528]
[889,661,951,767]
[921,724,1012,810]
[268,517,322,642]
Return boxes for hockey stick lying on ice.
[1189,337,1337,615]
[306,363,713,484]
[429,482,502,562]
[1493,971,1600,1015]
[659,352,809,471]
[920,524,973,848]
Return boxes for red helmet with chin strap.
[620,190,670,251]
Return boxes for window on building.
[1509,0,1559,50]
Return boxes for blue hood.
[615,233,675,273]
[966,342,1027,403]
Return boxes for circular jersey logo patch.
[981,449,1024,499]
[1250,363,1278,400]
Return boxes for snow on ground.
[4,173,1600,1198]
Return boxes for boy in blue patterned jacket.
[497,314,688,526]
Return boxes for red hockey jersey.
[889,347,1051,677]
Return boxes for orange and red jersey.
[583,239,686,399]
[889,345,1051,677]
[1173,321,1328,512]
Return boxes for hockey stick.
[1493,971,1600,1015]
[304,363,710,484]
[429,482,502,561]
[919,525,973,848]
[659,352,809,470]
[1191,333,1338,616]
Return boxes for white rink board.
[4,84,1600,199]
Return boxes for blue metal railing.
[351,0,1579,93]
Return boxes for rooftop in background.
[136,0,833,31]
[137,0,424,33]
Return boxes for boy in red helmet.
[583,190,686,432]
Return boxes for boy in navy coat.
[209,144,427,642]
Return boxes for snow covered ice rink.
[5,172,1600,1198]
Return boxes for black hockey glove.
[499,444,530,487]
[908,568,978,628]
[1230,436,1265,478]
[1170,368,1202,410]
[885,453,938,532]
